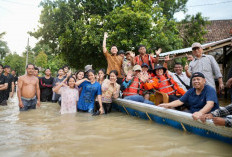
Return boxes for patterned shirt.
[58,86,79,114]
[101,79,120,103]
[189,54,222,89]
[104,50,123,78]
[211,104,232,128]
[122,59,133,76]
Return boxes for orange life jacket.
[154,74,177,95]
[123,77,144,97]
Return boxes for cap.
[84,65,92,72]
[133,65,142,71]
[153,64,167,74]
[118,50,125,55]
[191,42,202,49]
[141,63,149,68]
[125,51,131,55]
[191,72,205,79]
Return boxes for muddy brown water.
[0,95,231,157]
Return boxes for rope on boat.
[180,122,187,132]
[122,105,130,115]
[146,112,152,121]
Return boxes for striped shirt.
[104,50,123,78]
[189,54,222,89]
[211,104,232,128]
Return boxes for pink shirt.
[58,86,79,114]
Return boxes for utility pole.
[25,38,29,74]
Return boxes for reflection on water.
[0,95,232,157]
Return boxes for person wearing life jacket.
[121,65,154,105]
[144,64,186,103]
[133,45,161,70]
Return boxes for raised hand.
[164,55,170,62]
[130,51,135,58]
[104,32,108,38]
[155,48,162,56]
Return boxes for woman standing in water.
[53,74,79,114]
[96,70,120,114]
[76,70,104,114]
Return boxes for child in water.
[53,73,79,114]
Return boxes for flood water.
[0,95,232,157]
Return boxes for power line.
[0,0,35,7]
[188,0,232,7]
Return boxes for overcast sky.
[0,0,232,55]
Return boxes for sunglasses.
[192,47,200,51]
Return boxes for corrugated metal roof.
[159,37,232,57]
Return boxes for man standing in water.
[17,64,40,111]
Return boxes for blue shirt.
[78,81,102,111]
[179,85,219,113]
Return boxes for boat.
[112,98,232,144]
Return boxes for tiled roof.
[204,19,232,43]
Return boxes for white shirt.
[169,71,190,92]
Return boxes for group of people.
[1,32,232,128]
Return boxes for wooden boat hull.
[113,98,232,144]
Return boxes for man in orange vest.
[144,64,186,103]
[121,65,154,105]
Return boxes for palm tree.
[0,32,10,60]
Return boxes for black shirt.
[0,74,8,103]
[4,73,14,92]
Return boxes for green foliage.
[157,0,188,20]
[35,51,48,68]
[4,53,25,75]
[30,0,208,69]
[0,32,10,61]
[180,13,209,47]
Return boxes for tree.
[35,51,48,68]
[4,53,25,75]
[0,32,10,61]
[179,13,209,47]
[30,0,208,69]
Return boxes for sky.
[0,0,232,55]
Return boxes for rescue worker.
[143,64,186,103]
[121,65,154,105]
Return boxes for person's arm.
[103,32,108,54]
[36,78,41,107]
[0,83,8,90]
[75,78,89,86]
[97,95,104,114]
[185,64,192,78]
[10,81,15,98]
[192,101,214,120]
[53,81,64,93]
[158,100,184,108]
[17,77,24,108]
[209,55,224,90]
[113,84,120,99]
[226,78,232,88]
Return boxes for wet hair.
[34,67,39,73]
[138,45,146,50]
[98,68,106,74]
[0,64,3,68]
[67,76,76,86]
[76,70,85,75]
[88,70,95,75]
[109,70,118,76]
[26,63,35,68]
[174,62,183,67]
